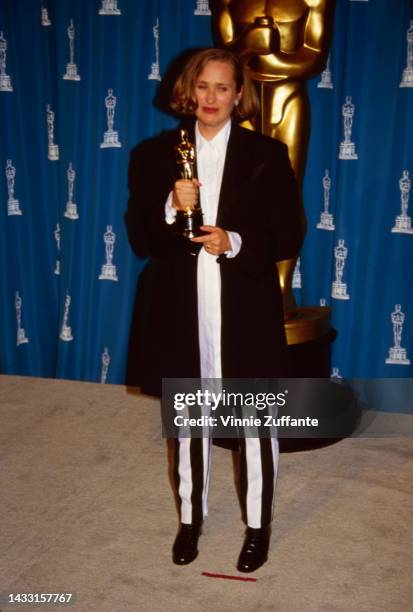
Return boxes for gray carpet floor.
[1,375,412,612]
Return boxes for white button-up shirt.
[165,120,241,378]
[196,120,229,378]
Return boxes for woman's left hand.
[191,226,232,256]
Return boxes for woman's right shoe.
[172,523,202,565]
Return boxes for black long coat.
[125,121,303,396]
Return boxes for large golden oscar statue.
[212,0,337,350]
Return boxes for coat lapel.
[216,123,256,227]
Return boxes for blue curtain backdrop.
[0,0,412,397]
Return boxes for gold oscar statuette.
[212,0,337,345]
[174,129,204,239]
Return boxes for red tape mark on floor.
[202,571,257,582]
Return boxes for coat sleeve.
[220,140,304,278]
[124,138,201,259]
[268,141,305,263]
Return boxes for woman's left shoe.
[236,526,271,573]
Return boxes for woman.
[125,48,303,572]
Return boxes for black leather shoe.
[236,526,271,573]
[172,523,202,565]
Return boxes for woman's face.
[193,60,242,138]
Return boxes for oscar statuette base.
[284,306,332,348]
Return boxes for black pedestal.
[213,327,362,452]
[287,328,337,377]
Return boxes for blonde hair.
[170,48,259,122]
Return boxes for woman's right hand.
[172,179,201,211]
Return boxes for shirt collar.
[195,119,231,156]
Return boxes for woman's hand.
[191,226,232,256]
[172,178,201,211]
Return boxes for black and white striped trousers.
[173,436,279,528]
